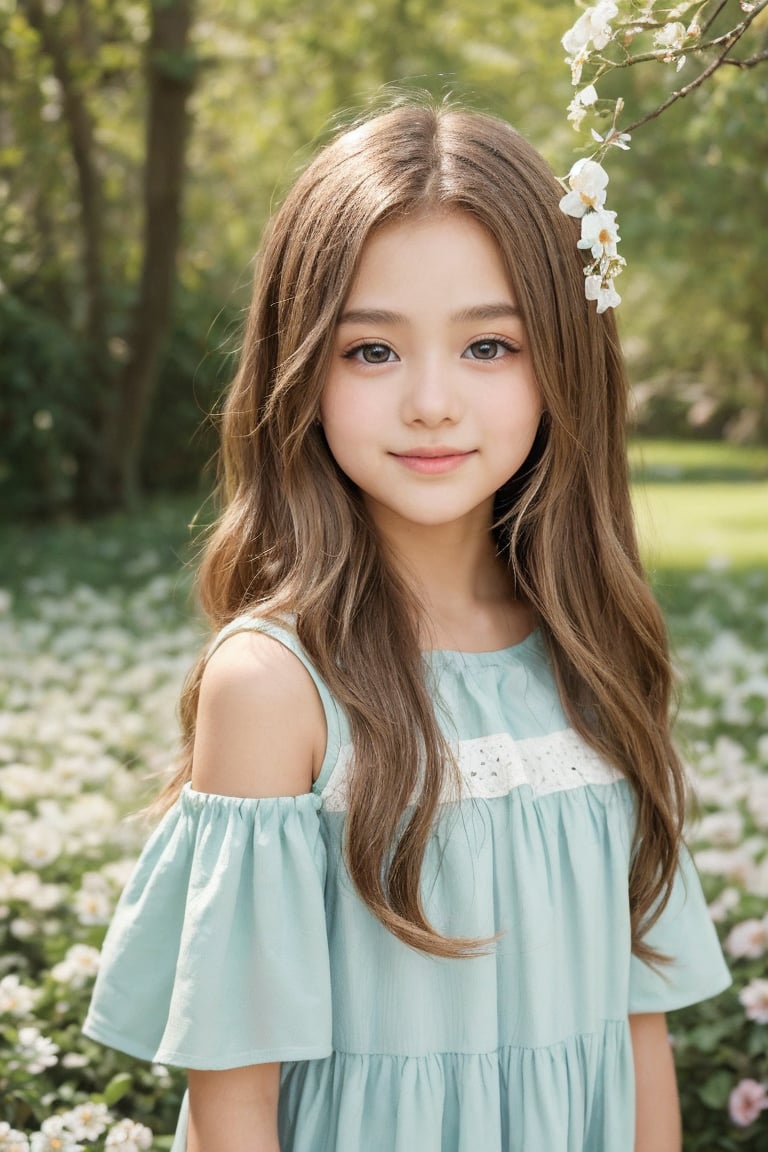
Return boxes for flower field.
[0,497,766,1149]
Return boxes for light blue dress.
[83,617,731,1151]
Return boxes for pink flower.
[740,978,768,1024]
[725,917,768,960]
[729,1078,768,1127]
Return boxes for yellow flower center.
[580,192,596,207]
[598,229,612,244]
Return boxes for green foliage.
[0,285,232,520]
[1,0,766,520]
[0,293,91,518]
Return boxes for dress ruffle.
[83,784,332,1068]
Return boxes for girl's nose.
[401,357,462,427]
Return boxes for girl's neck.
[371,505,534,653]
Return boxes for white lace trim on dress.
[320,727,625,812]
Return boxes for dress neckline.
[421,627,542,665]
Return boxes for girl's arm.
[186,629,328,1152]
[187,1064,281,1152]
[629,1012,682,1152]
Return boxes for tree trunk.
[108,0,196,509]
[20,0,110,402]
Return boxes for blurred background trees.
[0,0,765,519]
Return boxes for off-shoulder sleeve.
[628,842,732,1013]
[82,784,332,1069]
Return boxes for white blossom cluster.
[0,559,202,1145]
[558,1,708,312]
[0,1110,153,1152]
[670,568,768,1130]
[559,158,625,313]
[1,550,767,1137]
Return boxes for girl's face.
[320,212,542,538]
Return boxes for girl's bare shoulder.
[191,629,326,798]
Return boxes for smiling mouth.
[391,449,475,474]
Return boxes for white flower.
[0,1124,30,1152]
[578,208,620,258]
[726,917,768,960]
[590,127,631,151]
[104,1119,153,1151]
[695,847,757,888]
[27,881,64,912]
[654,21,687,60]
[740,978,768,1024]
[567,84,599,130]
[30,1116,84,1152]
[50,943,101,988]
[73,877,113,926]
[0,764,50,803]
[10,917,37,940]
[562,1,619,57]
[10,1026,59,1073]
[559,159,609,217]
[747,778,768,831]
[18,821,63,869]
[101,858,137,890]
[585,275,621,313]
[695,810,745,847]
[708,886,741,923]
[567,47,590,85]
[0,973,39,1016]
[59,1103,111,1142]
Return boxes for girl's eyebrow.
[337,303,522,326]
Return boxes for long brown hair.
[159,99,685,964]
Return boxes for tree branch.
[721,46,768,65]
[700,0,730,38]
[618,3,767,138]
[589,0,768,77]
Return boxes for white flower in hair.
[558,159,609,217]
[585,275,622,314]
[559,157,623,313]
[578,208,620,259]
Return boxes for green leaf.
[104,1071,133,1106]
[697,1070,733,1110]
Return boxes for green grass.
[628,438,767,570]
[629,438,768,482]
[633,482,767,570]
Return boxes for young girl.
[83,101,731,1152]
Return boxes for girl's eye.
[344,342,397,365]
[464,338,519,361]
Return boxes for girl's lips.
[391,451,475,475]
